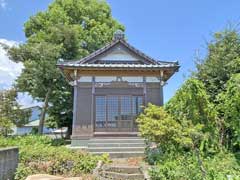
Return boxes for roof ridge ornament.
[113,29,125,41]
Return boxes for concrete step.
[100,171,144,180]
[92,151,145,158]
[88,142,145,148]
[89,138,145,144]
[88,146,145,153]
[94,132,139,137]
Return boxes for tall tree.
[165,78,218,151]
[8,0,124,134]
[217,73,240,151]
[195,29,240,150]
[196,30,240,102]
[9,42,62,133]
[0,89,30,136]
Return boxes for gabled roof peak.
[57,32,179,67]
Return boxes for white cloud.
[0,38,41,108]
[0,39,22,89]
[0,0,6,9]
[17,92,43,108]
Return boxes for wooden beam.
[77,70,166,77]
[62,68,177,82]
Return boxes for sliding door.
[95,95,143,132]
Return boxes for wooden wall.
[71,82,163,139]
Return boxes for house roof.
[57,38,179,67]
[20,105,41,110]
[24,119,40,127]
[58,62,178,69]
[57,31,179,82]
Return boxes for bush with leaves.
[137,104,205,152]
[196,30,240,102]
[0,89,30,136]
[137,103,211,178]
[138,29,240,180]
[165,78,218,152]
[136,78,240,179]
[217,73,240,151]
[149,151,240,180]
[195,29,240,151]
[0,135,109,180]
[137,104,183,149]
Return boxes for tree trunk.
[4,127,8,137]
[38,88,51,134]
[65,122,72,139]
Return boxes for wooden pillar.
[72,70,78,134]
[143,76,147,106]
[91,76,95,132]
[71,74,93,147]
[160,70,164,106]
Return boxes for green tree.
[195,29,240,150]
[165,78,218,151]
[9,42,62,134]
[196,30,240,102]
[137,104,207,178]
[0,89,30,136]
[217,73,240,151]
[7,0,124,134]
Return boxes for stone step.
[89,138,145,144]
[88,142,145,148]
[88,146,145,153]
[104,165,141,173]
[100,171,144,180]
[92,151,145,158]
[94,132,139,137]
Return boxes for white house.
[12,106,52,135]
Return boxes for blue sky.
[0,0,239,103]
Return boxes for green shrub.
[51,138,67,146]
[137,104,204,152]
[136,104,183,149]
[14,163,34,180]
[137,104,240,180]
[30,127,38,135]
[0,135,109,180]
[144,143,162,165]
[149,152,240,180]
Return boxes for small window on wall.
[122,76,143,82]
[146,76,160,82]
[95,76,116,82]
[95,76,144,82]
[78,76,92,82]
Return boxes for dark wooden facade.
[57,31,179,146]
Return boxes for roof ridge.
[119,40,158,64]
[57,39,179,65]
[79,40,119,64]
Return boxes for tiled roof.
[57,39,179,66]
[57,62,178,69]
